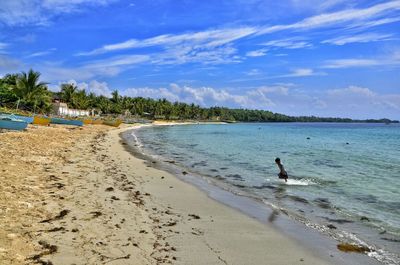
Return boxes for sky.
[0,0,399,119]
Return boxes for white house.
[52,101,90,117]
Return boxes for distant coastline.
[1,70,398,124]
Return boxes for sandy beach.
[0,123,376,265]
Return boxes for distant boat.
[103,119,122,127]
[0,115,28,131]
[33,116,51,126]
[12,114,34,124]
[50,117,83,126]
[91,119,103,125]
[81,119,93,125]
[0,113,34,123]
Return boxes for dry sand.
[0,123,340,264]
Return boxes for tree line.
[0,69,397,123]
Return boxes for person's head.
[275,157,281,164]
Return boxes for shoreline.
[124,125,384,265]
[115,125,337,265]
[0,122,384,264]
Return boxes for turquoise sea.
[133,123,400,264]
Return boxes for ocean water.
[133,123,400,264]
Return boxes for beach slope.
[1,124,337,264]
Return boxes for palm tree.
[60,83,78,106]
[13,69,51,113]
[97,96,112,114]
[110,90,122,113]
[73,89,90,109]
[0,75,18,106]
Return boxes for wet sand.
[0,123,352,264]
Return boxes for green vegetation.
[1,70,52,113]
[0,69,398,123]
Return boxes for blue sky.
[0,0,399,119]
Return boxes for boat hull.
[33,116,51,126]
[82,119,92,125]
[13,115,34,124]
[103,119,122,127]
[92,119,103,125]
[50,117,84,126]
[0,119,28,131]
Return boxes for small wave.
[129,131,144,148]
[283,178,315,186]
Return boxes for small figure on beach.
[275,157,288,182]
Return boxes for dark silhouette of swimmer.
[275,157,288,182]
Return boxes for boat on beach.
[91,119,103,125]
[0,113,34,124]
[0,115,28,131]
[50,117,83,126]
[12,114,34,124]
[81,118,93,125]
[103,119,122,127]
[33,116,51,126]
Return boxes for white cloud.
[17,33,37,43]
[122,87,180,102]
[48,79,113,96]
[120,83,296,108]
[245,69,261,76]
[42,67,92,82]
[77,27,255,65]
[322,50,400,68]
[290,0,349,12]
[262,38,312,49]
[46,79,399,119]
[152,45,241,65]
[228,68,322,82]
[256,85,290,95]
[288,68,315,77]
[0,55,20,72]
[322,56,400,68]
[84,54,150,69]
[86,80,113,97]
[0,43,8,50]
[38,54,150,81]
[246,49,268,57]
[324,86,400,114]
[69,1,400,68]
[26,48,57,58]
[0,0,116,26]
[322,33,394,45]
[272,68,326,79]
[78,27,257,56]
[257,1,400,35]
[345,17,400,30]
[328,85,375,97]
[41,0,115,12]
[312,98,328,109]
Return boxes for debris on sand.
[188,214,200,219]
[89,211,103,218]
[337,243,370,253]
[28,240,58,264]
[40,209,70,223]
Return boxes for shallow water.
[134,123,400,264]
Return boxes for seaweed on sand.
[337,243,370,253]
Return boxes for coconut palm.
[60,83,78,105]
[0,75,18,106]
[72,89,90,109]
[14,69,51,113]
